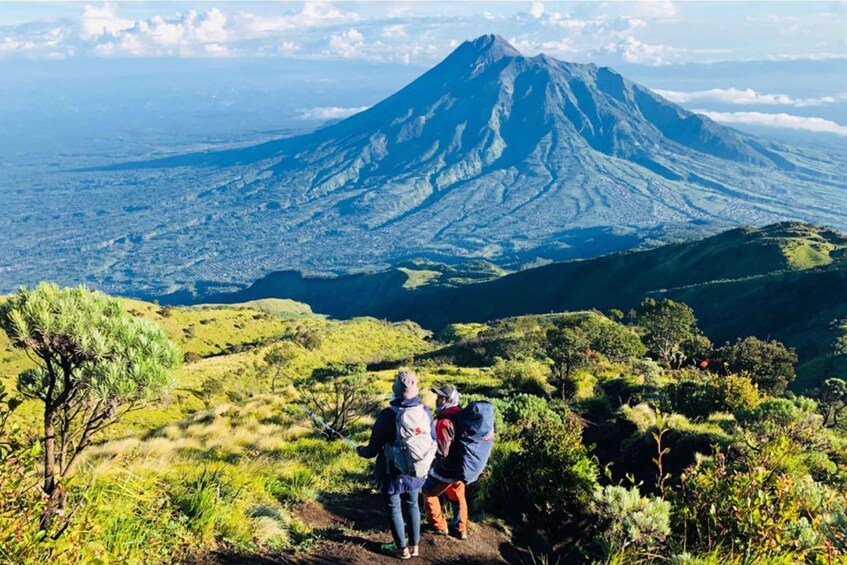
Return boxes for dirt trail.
[198,489,524,564]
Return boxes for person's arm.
[357,408,392,458]
[436,418,455,458]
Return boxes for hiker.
[423,385,469,539]
[356,370,436,560]
[422,387,495,541]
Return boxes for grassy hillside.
[2,295,432,433]
[0,297,293,382]
[4,283,847,564]
[190,259,508,318]
[193,298,314,318]
[190,222,847,389]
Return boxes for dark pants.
[383,489,421,549]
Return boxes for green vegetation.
[298,362,380,440]
[195,298,314,318]
[715,336,798,395]
[0,284,180,529]
[2,283,847,564]
[397,267,442,289]
[202,222,847,392]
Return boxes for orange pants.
[423,479,468,533]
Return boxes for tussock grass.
[55,392,370,563]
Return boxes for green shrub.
[0,383,52,563]
[619,403,656,432]
[717,374,762,411]
[662,379,721,419]
[593,485,671,559]
[581,315,646,363]
[633,358,664,385]
[491,358,550,396]
[715,336,797,396]
[479,407,597,531]
[677,427,844,562]
[499,394,560,434]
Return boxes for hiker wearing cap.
[356,370,436,560]
[423,384,469,540]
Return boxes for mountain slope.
[7,35,846,297]
[193,222,847,390]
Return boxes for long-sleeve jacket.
[435,405,462,458]
[358,396,436,495]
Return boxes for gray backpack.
[386,405,436,478]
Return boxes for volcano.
[22,35,847,296]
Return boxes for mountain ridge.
[184,221,847,390]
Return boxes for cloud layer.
[0,1,844,66]
[298,106,369,120]
[657,88,840,108]
[698,110,847,136]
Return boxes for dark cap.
[431,384,457,398]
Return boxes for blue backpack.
[446,401,495,484]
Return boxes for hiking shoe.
[410,545,419,557]
[380,542,411,560]
[457,530,469,540]
[432,528,449,536]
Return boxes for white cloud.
[768,52,847,62]
[0,1,842,66]
[327,28,364,58]
[513,12,652,62]
[381,24,407,39]
[91,8,236,56]
[697,110,847,136]
[80,3,133,38]
[0,2,359,58]
[598,0,677,20]
[204,43,231,56]
[539,38,578,54]
[608,36,682,65]
[631,1,678,19]
[239,1,358,34]
[299,106,369,120]
[656,88,839,108]
[530,2,546,19]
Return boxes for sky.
[0,2,845,145]
[1,1,845,65]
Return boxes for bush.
[717,374,762,411]
[479,406,598,534]
[676,397,843,561]
[677,449,843,560]
[499,394,559,434]
[0,383,52,562]
[298,363,380,440]
[491,358,550,395]
[581,315,646,363]
[633,358,664,385]
[662,374,762,419]
[593,485,671,559]
[662,379,721,420]
[715,337,797,396]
